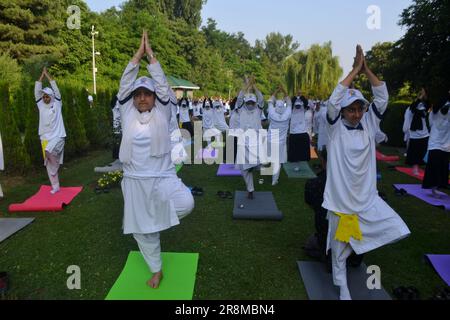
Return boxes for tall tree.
[283,42,342,98]
[396,0,450,102]
[0,0,65,61]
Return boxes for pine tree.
[0,82,30,172]
[0,0,65,62]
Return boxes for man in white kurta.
[268,96,292,185]
[118,32,194,288]
[322,45,410,300]
[35,68,66,194]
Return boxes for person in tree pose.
[323,45,410,300]
[117,30,194,289]
[35,67,66,194]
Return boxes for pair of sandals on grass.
[217,191,233,199]
[190,187,204,196]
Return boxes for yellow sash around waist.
[334,212,363,243]
[41,140,48,160]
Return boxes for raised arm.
[46,70,61,101]
[363,59,388,114]
[35,69,45,101]
[328,45,364,122]
[118,32,145,101]
[144,31,170,103]
[35,80,43,102]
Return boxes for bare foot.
[147,271,163,289]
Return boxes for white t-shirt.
[403,105,430,140]
[290,107,307,134]
[427,102,450,152]
[35,81,67,141]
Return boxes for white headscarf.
[41,87,55,109]
[275,100,286,114]
[119,80,171,163]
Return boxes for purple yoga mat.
[196,148,217,160]
[393,184,450,211]
[217,164,242,177]
[426,255,450,286]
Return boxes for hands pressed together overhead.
[133,30,156,64]
[39,66,52,82]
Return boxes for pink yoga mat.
[376,151,400,162]
[393,184,450,211]
[217,164,242,177]
[8,185,83,212]
[426,255,450,286]
[395,167,450,184]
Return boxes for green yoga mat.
[176,164,183,173]
[283,162,317,179]
[106,251,199,300]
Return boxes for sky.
[85,0,413,76]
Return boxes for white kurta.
[118,62,191,235]
[305,109,313,137]
[179,106,191,123]
[403,106,430,140]
[268,97,292,164]
[323,82,410,255]
[290,107,308,134]
[202,108,214,129]
[314,107,328,151]
[235,90,267,171]
[35,80,66,163]
[427,102,450,152]
[193,103,202,117]
[213,104,229,132]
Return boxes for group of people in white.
[2,31,446,299]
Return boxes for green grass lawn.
[0,146,449,300]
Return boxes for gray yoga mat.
[0,218,35,242]
[233,191,283,221]
[283,162,317,179]
[297,261,391,300]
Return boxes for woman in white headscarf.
[268,85,292,186]
[235,77,266,199]
[212,98,229,132]
[288,92,310,162]
[34,67,66,194]
[118,31,194,289]
[403,88,430,175]
[323,45,410,300]
[201,97,214,131]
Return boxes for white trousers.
[272,162,281,184]
[133,187,194,273]
[241,169,254,192]
[328,212,354,287]
[46,152,61,189]
[44,139,64,190]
